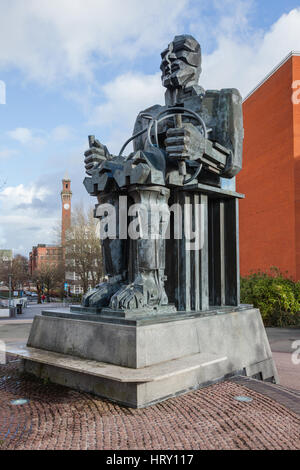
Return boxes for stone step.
[2,343,227,384]
[232,375,300,398]
[271,383,300,398]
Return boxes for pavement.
[0,301,70,321]
[266,328,300,390]
[0,303,66,351]
[0,305,299,450]
[0,354,299,450]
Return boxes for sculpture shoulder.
[204,88,242,98]
[202,88,243,178]
[218,88,243,117]
[202,88,243,132]
[141,103,164,114]
[135,104,164,126]
[202,88,242,113]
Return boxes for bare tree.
[65,206,103,293]
[0,254,29,292]
[32,262,65,303]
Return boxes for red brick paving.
[0,355,299,450]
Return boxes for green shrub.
[241,267,300,327]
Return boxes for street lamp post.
[8,274,12,308]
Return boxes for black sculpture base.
[71,304,177,320]
[64,303,250,325]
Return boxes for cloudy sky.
[0,0,300,255]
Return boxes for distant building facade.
[0,249,13,289]
[237,52,300,279]
[0,249,13,262]
[29,244,63,276]
[28,176,70,278]
[29,176,85,295]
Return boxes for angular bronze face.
[160,35,202,89]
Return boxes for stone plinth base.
[10,307,279,408]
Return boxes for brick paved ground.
[0,355,299,450]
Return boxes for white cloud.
[86,5,300,157]
[0,0,298,99]
[0,0,188,84]
[0,183,51,208]
[89,72,164,154]
[6,125,75,149]
[0,214,58,254]
[7,128,32,144]
[92,73,163,125]
[7,127,46,147]
[200,7,300,96]
[0,148,19,160]
[0,183,58,254]
[188,0,255,46]
[52,125,74,142]
[0,226,6,246]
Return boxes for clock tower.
[61,175,72,246]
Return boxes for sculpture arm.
[84,136,112,176]
[164,122,230,176]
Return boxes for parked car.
[25,291,38,298]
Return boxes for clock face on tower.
[64,203,70,210]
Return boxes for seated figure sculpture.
[82,34,243,314]
[19,35,278,410]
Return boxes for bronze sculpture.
[83,34,243,315]
[19,35,278,409]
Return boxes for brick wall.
[293,56,300,279]
[237,56,297,279]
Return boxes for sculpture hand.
[165,123,205,161]
[84,135,110,175]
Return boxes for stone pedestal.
[11,306,279,408]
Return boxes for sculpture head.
[160,35,202,90]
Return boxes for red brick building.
[237,52,300,280]
[29,244,63,276]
